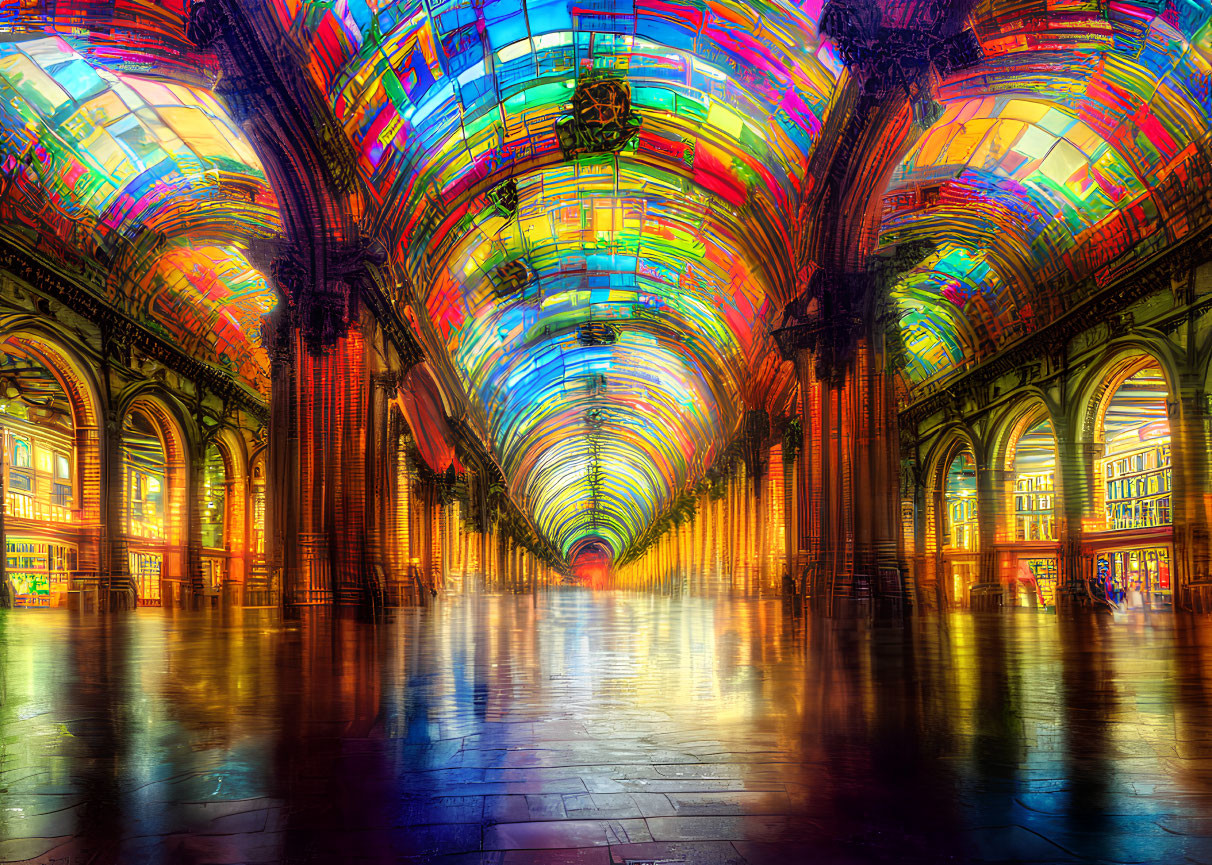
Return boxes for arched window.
[201,444,227,550]
[11,437,30,468]
[1100,366,1170,531]
[944,449,978,550]
[125,408,167,605]
[0,343,79,605]
[125,410,167,541]
[1013,419,1056,542]
[1092,362,1173,607]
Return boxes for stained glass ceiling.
[5,1,1212,559]
[0,9,278,392]
[228,0,1212,556]
[271,0,838,557]
[883,1,1212,389]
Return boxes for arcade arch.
[1086,359,1174,607]
[1003,406,1060,607]
[0,334,94,606]
[928,434,979,607]
[200,432,250,602]
[122,397,189,607]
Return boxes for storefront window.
[0,347,75,523]
[201,444,226,550]
[129,550,162,604]
[1018,557,1058,608]
[1013,419,1056,541]
[125,410,167,541]
[7,540,77,607]
[1095,546,1171,607]
[945,449,978,550]
[1100,366,1171,531]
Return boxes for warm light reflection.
[3,598,1212,861]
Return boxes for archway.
[1004,410,1059,607]
[1089,361,1173,607]
[200,436,247,603]
[0,339,83,606]
[123,399,188,607]
[935,442,978,607]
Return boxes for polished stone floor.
[3,591,1212,864]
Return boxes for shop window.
[129,550,162,604]
[944,449,978,550]
[1095,546,1171,607]
[0,347,77,523]
[125,410,167,541]
[1099,366,1171,531]
[251,458,266,557]
[201,444,226,550]
[1013,419,1056,541]
[52,452,71,508]
[7,539,77,607]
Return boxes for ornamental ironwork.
[556,72,642,158]
[491,260,531,300]
[577,321,618,347]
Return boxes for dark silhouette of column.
[782,0,979,611]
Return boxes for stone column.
[977,467,1012,597]
[780,0,976,610]
[266,326,298,608]
[185,441,206,609]
[912,465,936,610]
[102,407,134,611]
[226,468,248,607]
[265,280,376,610]
[74,421,104,606]
[365,376,393,603]
[1056,426,1102,609]
[1169,388,1211,610]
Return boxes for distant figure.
[407,559,425,602]
[1087,576,1114,611]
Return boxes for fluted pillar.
[1170,387,1211,610]
[783,0,977,611]
[977,467,1012,596]
[1056,425,1102,609]
[102,407,134,610]
[185,444,206,608]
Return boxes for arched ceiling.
[0,8,279,392]
[270,0,838,556]
[6,1,1212,560]
[882,0,1212,390]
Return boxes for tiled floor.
[3,590,1212,863]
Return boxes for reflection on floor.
[2,590,1212,864]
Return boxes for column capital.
[821,0,981,103]
[260,236,389,355]
[775,269,868,386]
[1166,391,1211,421]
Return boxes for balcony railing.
[6,492,72,523]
